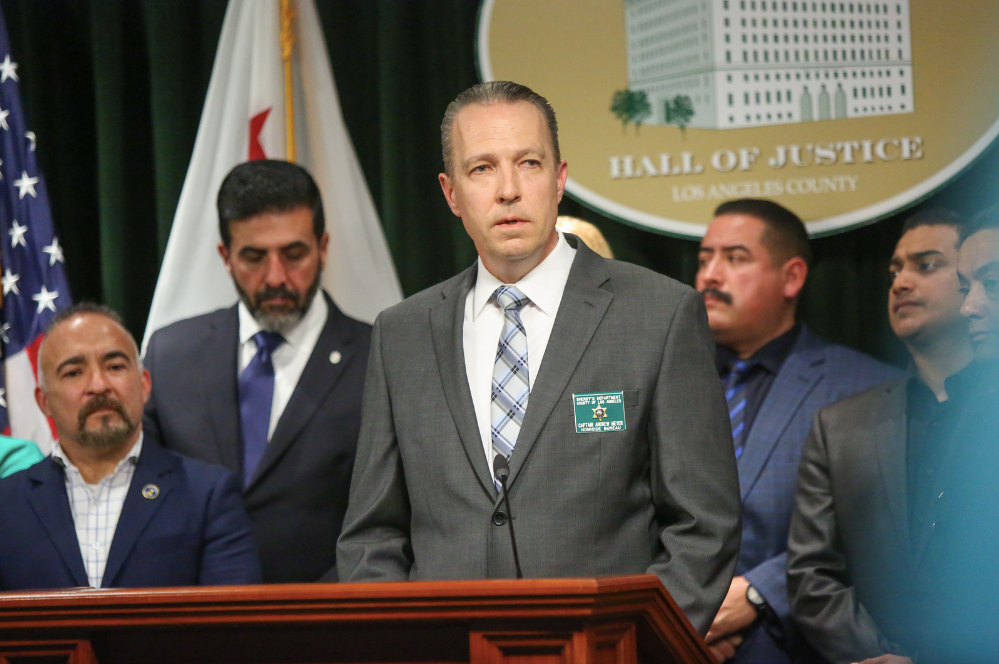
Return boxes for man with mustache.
[143,160,371,583]
[0,304,260,589]
[696,199,898,663]
[337,81,741,635]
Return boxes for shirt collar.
[716,323,802,376]
[942,359,987,401]
[51,432,144,475]
[470,231,576,320]
[905,358,983,410]
[238,289,328,353]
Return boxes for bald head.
[37,305,141,390]
[34,305,149,451]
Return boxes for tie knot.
[728,359,753,381]
[494,285,530,312]
[252,331,285,356]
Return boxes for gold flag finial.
[280,0,296,163]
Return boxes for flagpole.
[280,0,296,163]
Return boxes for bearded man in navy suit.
[697,199,900,663]
[0,304,260,590]
[143,160,371,583]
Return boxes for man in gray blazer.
[788,211,975,664]
[336,81,741,634]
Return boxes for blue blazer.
[0,440,262,590]
[734,326,901,664]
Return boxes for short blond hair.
[555,217,614,259]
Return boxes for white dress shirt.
[238,291,328,440]
[52,433,143,588]
[463,232,577,471]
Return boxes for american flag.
[0,6,71,453]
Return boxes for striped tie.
[491,285,530,490]
[724,360,752,459]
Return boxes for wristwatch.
[746,584,767,612]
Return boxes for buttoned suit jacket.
[788,372,999,664]
[733,328,900,664]
[143,291,371,583]
[0,441,261,590]
[336,235,742,635]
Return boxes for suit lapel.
[508,241,612,486]
[430,266,495,495]
[738,329,824,500]
[25,459,89,587]
[873,379,912,563]
[102,443,176,587]
[247,294,355,490]
[202,306,242,473]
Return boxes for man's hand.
[707,635,743,663]
[705,576,757,651]
[854,656,913,664]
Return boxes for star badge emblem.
[592,406,608,421]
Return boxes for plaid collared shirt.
[51,434,143,588]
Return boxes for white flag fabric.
[142,0,402,351]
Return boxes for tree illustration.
[631,90,651,134]
[664,95,695,138]
[610,89,651,135]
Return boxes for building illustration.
[623,0,913,129]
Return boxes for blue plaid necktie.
[491,285,530,491]
[724,360,753,459]
[239,330,284,485]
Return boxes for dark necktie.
[724,360,753,459]
[239,330,284,485]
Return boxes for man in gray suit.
[336,81,741,634]
[697,200,899,664]
[788,211,975,664]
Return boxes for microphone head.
[492,454,511,482]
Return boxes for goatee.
[77,395,137,450]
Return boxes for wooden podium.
[0,575,713,664]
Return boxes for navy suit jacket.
[143,292,370,583]
[733,326,901,664]
[0,440,261,590]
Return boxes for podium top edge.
[0,574,667,611]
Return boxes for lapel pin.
[141,484,160,499]
[329,351,342,365]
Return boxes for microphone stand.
[493,456,523,579]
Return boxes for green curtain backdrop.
[2,0,997,366]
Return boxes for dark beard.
[77,395,137,450]
[236,271,321,335]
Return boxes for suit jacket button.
[492,511,507,526]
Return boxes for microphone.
[492,454,524,579]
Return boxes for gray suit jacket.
[337,235,741,634]
[789,369,999,664]
[787,377,921,663]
